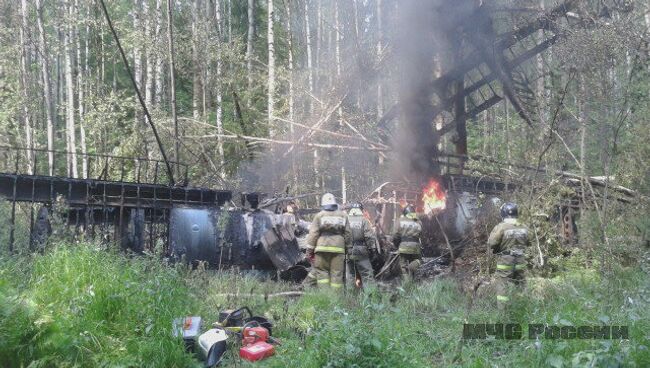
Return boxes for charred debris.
[0,0,642,280]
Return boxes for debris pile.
[173,307,278,366]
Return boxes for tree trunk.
[376,0,383,117]
[133,0,143,127]
[154,0,163,106]
[76,0,88,178]
[215,0,225,179]
[267,0,275,135]
[64,0,78,178]
[334,0,341,78]
[145,0,154,108]
[313,149,320,189]
[246,0,255,104]
[304,0,314,105]
[167,0,179,174]
[536,0,546,122]
[578,76,587,207]
[191,0,200,119]
[227,0,232,43]
[286,0,297,188]
[20,0,34,175]
[286,0,294,128]
[36,0,55,176]
[315,0,322,89]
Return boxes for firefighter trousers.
[494,253,526,308]
[346,257,374,288]
[313,252,345,289]
[399,253,421,282]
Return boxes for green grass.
[1,244,649,367]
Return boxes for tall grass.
[0,245,199,367]
[1,244,649,367]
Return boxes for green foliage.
[2,244,649,367]
[0,244,198,367]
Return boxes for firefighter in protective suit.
[487,202,530,308]
[305,193,352,289]
[393,204,422,282]
[346,202,376,288]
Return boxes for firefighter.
[282,201,308,237]
[305,193,352,289]
[393,204,422,282]
[346,202,377,288]
[487,202,530,309]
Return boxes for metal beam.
[0,173,232,209]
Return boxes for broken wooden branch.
[284,94,348,156]
[434,214,455,273]
[186,132,389,152]
[213,291,304,299]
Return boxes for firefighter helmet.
[321,193,337,207]
[500,202,518,219]
[348,202,363,210]
[403,204,416,216]
[348,202,363,216]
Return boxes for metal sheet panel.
[170,207,219,265]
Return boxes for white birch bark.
[227,0,232,43]
[246,0,255,103]
[167,0,179,170]
[20,0,34,174]
[376,0,383,116]
[267,0,275,135]
[64,0,78,178]
[154,0,163,106]
[133,0,143,126]
[286,0,297,188]
[215,0,225,178]
[304,0,314,101]
[191,0,200,119]
[315,0,321,85]
[36,0,55,176]
[75,0,88,178]
[144,0,154,108]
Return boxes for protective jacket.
[306,209,352,254]
[348,214,376,260]
[487,218,530,254]
[393,215,422,255]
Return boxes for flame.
[422,179,446,215]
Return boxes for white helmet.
[321,193,337,207]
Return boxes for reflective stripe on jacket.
[306,209,352,254]
[348,215,376,260]
[487,218,530,254]
[393,215,422,255]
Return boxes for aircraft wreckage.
[1,0,641,279]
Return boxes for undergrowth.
[1,243,649,367]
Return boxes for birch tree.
[133,0,143,126]
[304,0,314,105]
[246,0,255,101]
[36,0,55,175]
[215,0,225,179]
[64,0,78,178]
[154,0,164,106]
[286,0,297,187]
[20,0,34,174]
[191,0,200,119]
[376,0,383,117]
[167,0,179,171]
[144,0,155,108]
[76,0,88,178]
[267,0,275,134]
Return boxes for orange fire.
[422,179,446,215]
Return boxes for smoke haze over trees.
[0,0,648,207]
